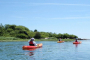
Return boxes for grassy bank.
[0,36,25,42]
[0,36,28,42]
[0,36,74,42]
[35,39,74,41]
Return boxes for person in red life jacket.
[75,38,78,42]
[28,38,37,46]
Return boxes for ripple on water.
[0,41,90,60]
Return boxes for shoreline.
[0,38,89,42]
[0,39,75,42]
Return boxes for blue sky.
[0,0,90,39]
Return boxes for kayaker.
[28,38,37,46]
[59,38,61,41]
[75,38,78,42]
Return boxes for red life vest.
[29,41,33,44]
[29,41,34,46]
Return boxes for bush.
[0,36,20,40]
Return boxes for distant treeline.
[0,23,78,39]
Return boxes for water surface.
[0,40,90,60]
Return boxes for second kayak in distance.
[73,41,81,44]
[57,41,64,43]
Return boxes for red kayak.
[73,41,81,44]
[22,43,42,49]
[23,48,37,51]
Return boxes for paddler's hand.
[37,44,39,47]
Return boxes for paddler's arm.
[33,41,37,46]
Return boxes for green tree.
[0,23,6,36]
[34,32,41,39]
[52,33,57,38]
[56,33,63,38]
[16,34,28,39]
[7,28,13,32]
[63,33,70,39]
[34,29,37,32]
[15,26,31,38]
[0,23,79,39]
[4,24,10,30]
[48,32,53,37]
[8,25,16,30]
[28,31,35,38]
[40,32,49,38]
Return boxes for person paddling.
[28,38,37,46]
[59,38,61,41]
[75,38,78,42]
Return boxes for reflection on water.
[24,49,35,60]
[74,44,79,48]
[23,47,42,60]
[25,51,34,56]
[25,51,35,60]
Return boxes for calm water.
[0,40,90,60]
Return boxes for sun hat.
[31,38,35,41]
